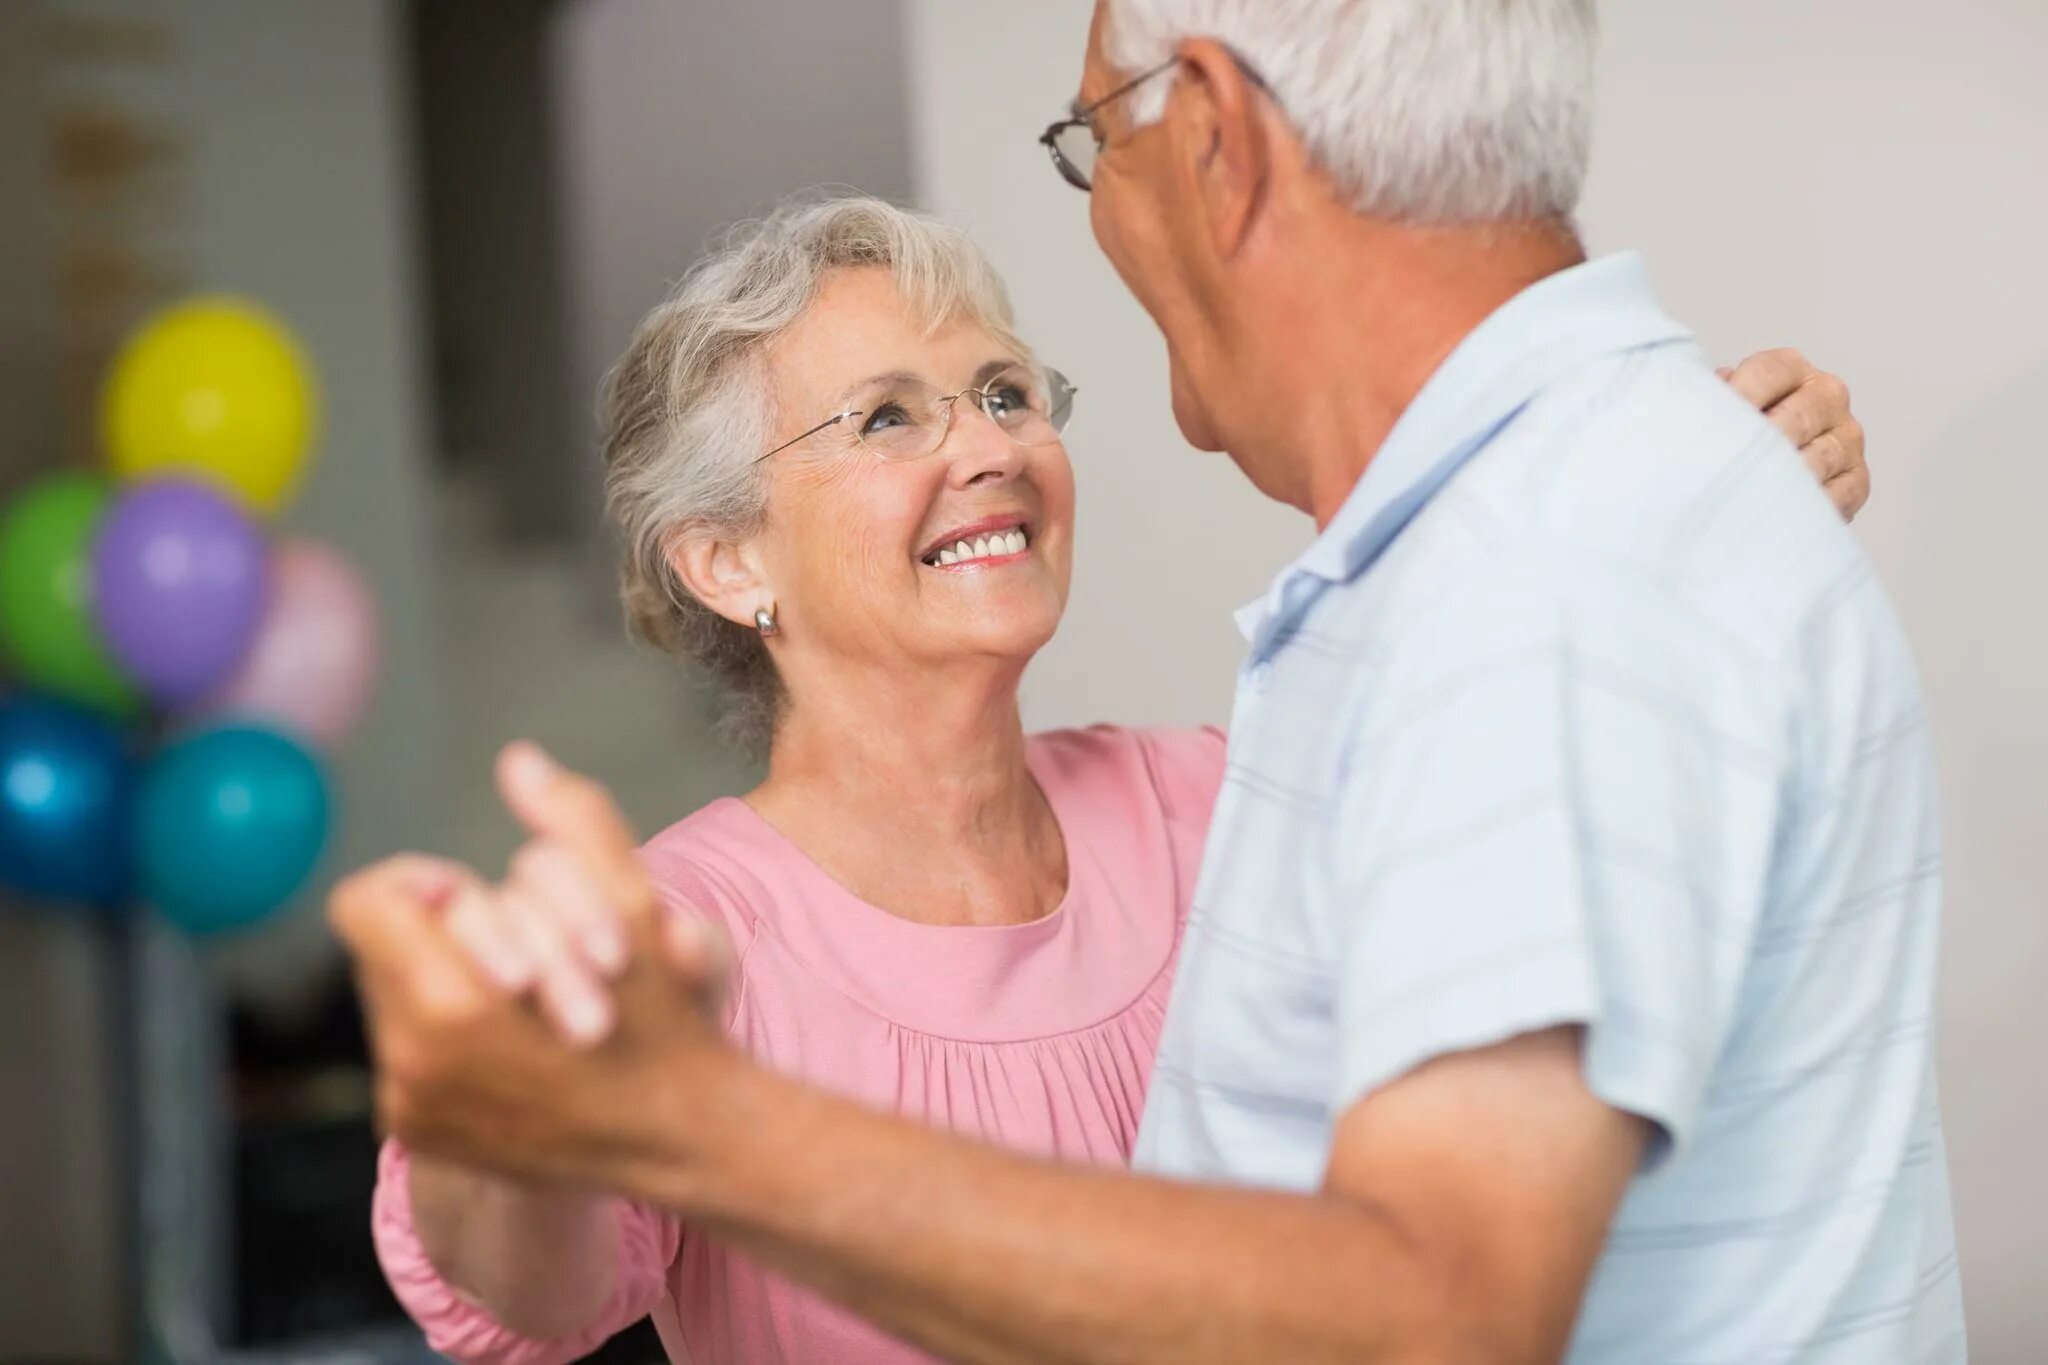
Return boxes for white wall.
[906,0,2048,1355]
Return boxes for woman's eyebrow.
[841,369,921,396]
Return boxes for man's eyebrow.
[1067,94,1088,119]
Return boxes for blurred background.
[0,1,2040,1361]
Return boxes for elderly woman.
[367,194,1869,1365]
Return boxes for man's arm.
[340,752,1652,1365]
[618,1023,1641,1365]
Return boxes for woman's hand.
[439,741,724,1047]
[333,752,740,1199]
[1722,348,1870,521]
[334,752,730,1339]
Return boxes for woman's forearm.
[407,1153,622,1340]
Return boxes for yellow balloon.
[101,296,319,516]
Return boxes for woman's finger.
[1769,371,1852,456]
[509,839,626,978]
[1724,348,1815,412]
[497,882,616,1047]
[495,743,650,918]
[443,879,537,993]
[658,904,733,1013]
[1826,464,1872,522]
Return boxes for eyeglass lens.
[848,366,1072,463]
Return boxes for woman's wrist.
[408,1153,622,1333]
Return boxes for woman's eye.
[987,385,1031,416]
[862,403,910,435]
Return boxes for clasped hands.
[330,743,741,1194]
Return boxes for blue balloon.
[0,695,135,908]
[137,723,330,934]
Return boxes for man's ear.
[1167,36,1274,262]
[670,534,772,630]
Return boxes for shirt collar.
[1235,252,1693,649]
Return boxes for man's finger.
[328,856,486,1014]
[1723,348,1815,412]
[495,742,649,914]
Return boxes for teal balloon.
[137,723,329,934]
[0,694,134,909]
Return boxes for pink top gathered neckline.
[372,725,1227,1365]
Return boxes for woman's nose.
[941,402,1026,488]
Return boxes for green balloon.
[0,473,140,716]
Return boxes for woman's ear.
[670,534,772,630]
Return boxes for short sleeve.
[1134,726,1229,833]
[638,837,761,1030]
[371,1139,681,1365]
[1325,547,1788,1160]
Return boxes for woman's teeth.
[930,528,1028,567]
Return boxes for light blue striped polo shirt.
[1133,254,1965,1362]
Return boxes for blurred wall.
[173,0,453,1012]
[906,0,2048,1356]
[552,0,917,515]
[4,1,446,1355]
[412,0,580,544]
[0,5,121,1357]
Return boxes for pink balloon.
[191,539,379,747]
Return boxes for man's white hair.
[1105,0,1599,224]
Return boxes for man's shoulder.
[1380,348,1867,658]
[1481,347,1827,546]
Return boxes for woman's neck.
[745,660,1065,927]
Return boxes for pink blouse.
[372,725,1227,1364]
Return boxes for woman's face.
[751,267,1076,689]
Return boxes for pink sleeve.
[639,839,761,1029]
[1137,725,1229,832]
[372,1140,680,1365]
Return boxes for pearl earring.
[754,603,779,637]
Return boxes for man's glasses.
[756,364,1078,466]
[1039,54,1270,192]
[1038,59,1178,192]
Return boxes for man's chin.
[1169,392,1225,453]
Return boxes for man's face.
[1079,2,1228,454]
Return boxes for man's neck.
[1235,217,1586,530]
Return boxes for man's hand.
[329,747,736,1190]
[1722,348,1869,520]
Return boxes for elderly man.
[337,2,1959,1361]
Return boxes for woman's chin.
[933,598,1062,664]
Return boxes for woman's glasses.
[757,364,1077,465]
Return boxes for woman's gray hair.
[599,192,1025,751]
[1106,0,1598,224]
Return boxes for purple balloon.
[92,479,269,704]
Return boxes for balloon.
[0,695,134,908]
[136,723,329,934]
[92,478,269,705]
[193,539,379,746]
[0,475,140,716]
[100,296,319,515]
